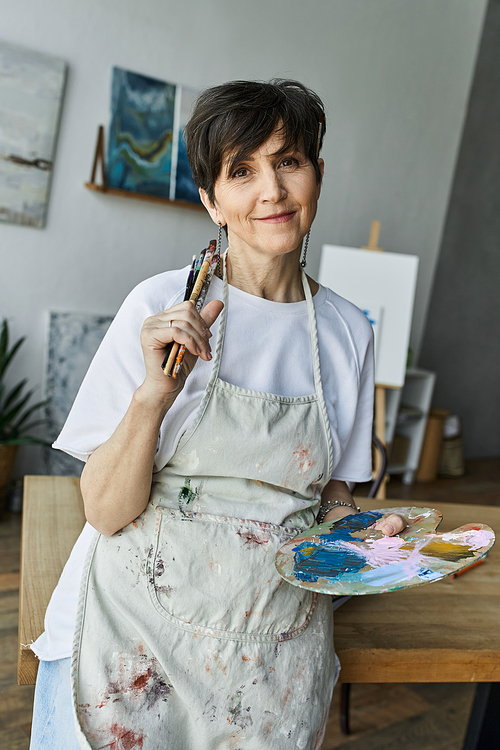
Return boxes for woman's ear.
[199,188,225,227]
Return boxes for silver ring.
[168,319,173,328]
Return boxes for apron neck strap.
[300,268,323,398]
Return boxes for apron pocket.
[147,508,316,642]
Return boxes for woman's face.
[200,129,323,263]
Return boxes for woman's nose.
[259,168,286,202]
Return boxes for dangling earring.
[217,221,224,278]
[217,221,223,252]
[300,230,310,268]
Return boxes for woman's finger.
[150,322,210,358]
[374,514,407,536]
[146,309,206,336]
[200,299,224,328]
[154,306,211,336]
[142,310,212,358]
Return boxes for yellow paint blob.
[420,538,475,562]
[298,546,315,558]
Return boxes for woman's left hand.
[322,506,406,536]
[319,480,406,536]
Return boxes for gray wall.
[0,0,486,475]
[419,0,500,458]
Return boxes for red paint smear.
[108,723,144,750]
[132,673,149,691]
[236,529,269,546]
[313,725,325,750]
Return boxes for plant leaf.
[0,390,34,431]
[9,399,49,433]
[1,435,52,446]
[0,319,8,359]
[0,335,25,380]
[9,419,48,436]
[0,319,49,443]
[0,378,28,413]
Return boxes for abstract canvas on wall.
[44,311,113,476]
[107,67,201,205]
[0,41,67,228]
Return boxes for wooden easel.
[362,221,389,499]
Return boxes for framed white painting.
[319,245,419,388]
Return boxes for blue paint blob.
[324,511,383,541]
[292,511,383,583]
[417,567,441,581]
[293,544,366,582]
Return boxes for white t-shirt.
[32,266,374,661]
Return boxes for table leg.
[463,683,500,750]
[340,683,350,735]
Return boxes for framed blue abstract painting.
[107,68,201,205]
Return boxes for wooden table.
[18,478,500,746]
[335,498,500,684]
[18,475,86,685]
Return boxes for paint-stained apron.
[71,264,338,750]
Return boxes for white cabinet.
[385,368,436,484]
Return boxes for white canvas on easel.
[319,245,419,388]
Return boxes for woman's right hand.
[81,297,223,535]
[138,299,224,405]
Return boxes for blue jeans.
[30,658,81,750]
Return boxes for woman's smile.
[255,210,297,223]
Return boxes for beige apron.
[71,264,338,750]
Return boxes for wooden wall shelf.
[85,125,205,212]
[84,181,205,211]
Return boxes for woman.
[30,79,405,750]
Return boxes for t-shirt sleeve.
[330,329,375,483]
[52,281,164,461]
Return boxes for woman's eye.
[233,167,249,178]
[280,158,298,168]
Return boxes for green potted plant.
[0,318,50,502]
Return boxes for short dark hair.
[185,79,326,205]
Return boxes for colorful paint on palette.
[275,507,495,596]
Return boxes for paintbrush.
[170,251,219,378]
[451,558,486,579]
[160,255,197,372]
[163,241,217,377]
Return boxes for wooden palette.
[275,507,495,596]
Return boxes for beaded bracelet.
[316,499,361,524]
